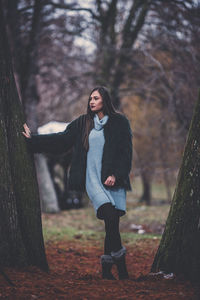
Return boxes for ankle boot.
[100,255,116,280]
[111,246,129,280]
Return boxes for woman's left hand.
[104,175,116,186]
[22,123,31,138]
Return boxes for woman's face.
[89,90,103,113]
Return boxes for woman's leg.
[99,203,129,280]
[98,203,121,279]
[104,209,129,279]
[104,214,122,254]
[98,202,129,279]
[97,202,122,254]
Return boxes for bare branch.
[96,0,103,18]
[123,0,140,38]
[128,1,150,46]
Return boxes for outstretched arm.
[22,119,78,154]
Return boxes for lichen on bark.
[151,91,200,282]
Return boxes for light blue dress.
[86,114,126,216]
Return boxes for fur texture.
[28,112,133,192]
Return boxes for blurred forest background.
[1,0,200,296]
[2,0,200,212]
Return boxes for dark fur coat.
[28,112,133,192]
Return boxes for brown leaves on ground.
[0,239,199,300]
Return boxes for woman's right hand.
[22,123,31,138]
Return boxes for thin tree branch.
[96,0,103,18]
[122,0,143,40]
[129,1,150,46]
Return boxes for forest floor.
[1,188,200,299]
[1,238,199,300]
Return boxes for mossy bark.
[0,1,48,271]
[151,91,200,282]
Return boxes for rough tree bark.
[3,0,60,213]
[151,92,200,282]
[0,0,48,270]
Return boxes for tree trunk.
[21,0,60,213]
[95,0,149,110]
[20,0,44,131]
[139,170,152,205]
[159,121,172,203]
[4,0,60,213]
[0,0,48,270]
[151,91,200,282]
[35,154,60,213]
[162,169,172,203]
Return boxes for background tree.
[2,0,199,208]
[0,0,48,270]
[151,92,200,282]
[122,93,180,205]
[3,0,83,212]
[3,0,61,212]
[120,0,200,203]
[92,0,151,109]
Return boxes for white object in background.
[149,271,164,276]
[37,121,68,134]
[35,121,69,213]
[130,224,143,230]
[163,273,174,280]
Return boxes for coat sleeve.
[25,118,79,154]
[112,117,133,181]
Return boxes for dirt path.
[0,239,199,300]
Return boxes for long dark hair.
[83,86,116,151]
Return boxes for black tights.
[97,203,122,255]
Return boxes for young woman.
[23,86,133,280]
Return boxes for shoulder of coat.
[76,114,90,129]
[72,114,87,123]
[66,114,87,129]
[110,112,130,125]
[110,113,132,137]
[77,114,87,120]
